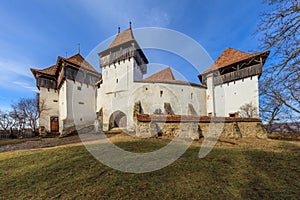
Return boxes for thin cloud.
[76,0,172,30]
[13,81,38,93]
[0,58,33,79]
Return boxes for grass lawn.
[0,139,299,199]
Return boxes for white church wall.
[58,81,67,132]
[133,61,143,81]
[129,82,206,116]
[61,79,97,130]
[214,76,259,117]
[206,75,214,116]
[39,87,59,132]
[101,59,134,93]
[97,80,207,131]
[97,57,207,131]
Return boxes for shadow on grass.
[0,140,299,199]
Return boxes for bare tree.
[0,110,14,132]
[239,102,258,118]
[257,0,300,127]
[11,94,47,131]
[10,108,26,132]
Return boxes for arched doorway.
[109,111,127,130]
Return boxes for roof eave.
[199,50,270,76]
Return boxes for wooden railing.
[100,46,135,67]
[213,64,262,85]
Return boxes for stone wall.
[136,114,266,139]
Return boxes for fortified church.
[31,24,269,135]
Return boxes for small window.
[191,93,193,100]
[53,100,58,102]
[160,90,163,97]
[116,79,118,83]
[79,102,84,105]
[145,87,148,91]
[77,86,81,91]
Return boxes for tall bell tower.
[97,22,149,131]
[98,22,148,93]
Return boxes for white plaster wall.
[39,87,59,132]
[99,82,206,131]
[60,79,97,130]
[101,59,133,93]
[97,58,207,130]
[206,75,214,115]
[129,82,206,115]
[58,82,67,132]
[214,76,259,117]
[133,61,143,81]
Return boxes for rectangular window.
[77,86,81,90]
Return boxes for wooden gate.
[50,116,59,132]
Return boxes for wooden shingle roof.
[140,67,206,88]
[31,53,100,77]
[201,47,268,75]
[144,67,175,81]
[30,64,58,76]
[63,53,100,74]
[108,28,135,49]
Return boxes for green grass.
[0,140,299,199]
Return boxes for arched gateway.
[109,111,127,130]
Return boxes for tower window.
[116,79,118,83]
[191,93,193,100]
[77,86,81,90]
[160,90,163,97]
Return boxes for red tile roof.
[108,28,135,49]
[144,67,175,81]
[201,47,267,75]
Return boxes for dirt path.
[0,135,82,153]
[0,133,299,153]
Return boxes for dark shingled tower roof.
[108,28,135,49]
[31,53,100,77]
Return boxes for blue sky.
[0,0,268,111]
